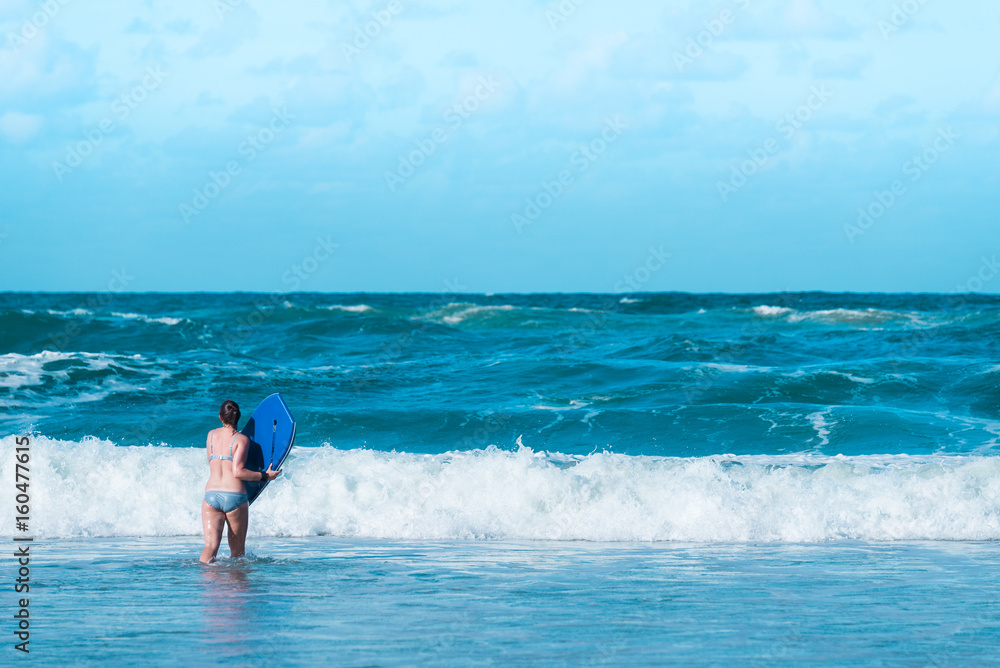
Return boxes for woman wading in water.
[200,400,280,563]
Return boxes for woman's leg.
[225,502,249,558]
[200,500,226,563]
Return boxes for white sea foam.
[531,400,590,411]
[110,312,185,326]
[0,352,63,388]
[0,352,156,399]
[788,308,904,325]
[322,304,374,313]
[751,305,926,328]
[806,411,832,447]
[695,362,773,374]
[802,308,928,328]
[46,308,93,317]
[423,303,518,325]
[825,370,876,384]
[36,309,184,325]
[5,435,1000,542]
[752,305,794,317]
[779,367,877,384]
[0,351,137,390]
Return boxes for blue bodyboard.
[240,393,296,505]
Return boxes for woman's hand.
[262,464,282,481]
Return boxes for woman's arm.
[231,435,280,481]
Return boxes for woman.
[200,399,280,563]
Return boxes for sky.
[0,0,998,293]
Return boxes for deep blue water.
[4,291,999,456]
[2,292,999,663]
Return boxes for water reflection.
[198,560,258,656]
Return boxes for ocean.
[2,291,999,664]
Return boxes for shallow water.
[24,538,1000,666]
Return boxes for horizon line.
[3,290,999,297]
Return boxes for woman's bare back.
[204,427,249,493]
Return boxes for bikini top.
[209,432,241,462]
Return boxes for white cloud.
[0,32,96,107]
[550,30,630,92]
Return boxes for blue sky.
[1,0,998,293]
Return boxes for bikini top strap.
[229,433,240,458]
[209,431,216,455]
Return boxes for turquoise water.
[27,538,1000,665]
[2,292,1000,663]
